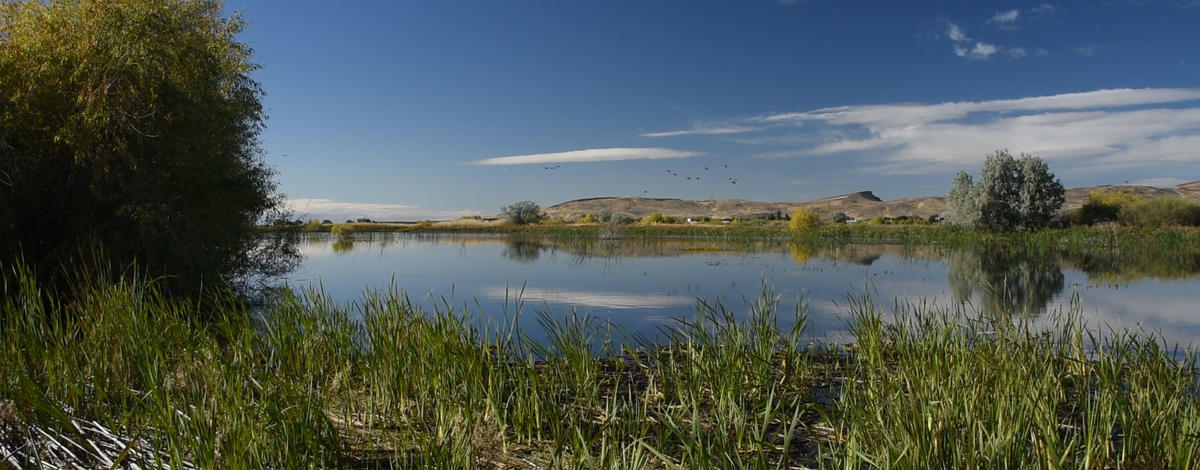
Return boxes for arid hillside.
[542,181,1200,221]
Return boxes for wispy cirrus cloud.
[287,198,482,221]
[1030,4,1056,16]
[989,5,1054,29]
[987,9,1021,25]
[470,147,704,166]
[1074,44,1122,56]
[758,88,1200,127]
[641,126,761,138]
[731,88,1200,175]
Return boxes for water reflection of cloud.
[480,287,696,310]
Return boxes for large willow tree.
[0,0,295,292]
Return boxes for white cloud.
[956,42,998,59]
[743,88,1200,174]
[641,126,760,138]
[760,88,1200,127]
[470,147,704,166]
[751,149,822,159]
[942,22,1026,60]
[947,22,969,42]
[987,9,1021,24]
[1030,4,1056,16]
[287,198,482,221]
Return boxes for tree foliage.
[943,150,1064,231]
[1078,189,1141,225]
[1016,156,1065,229]
[976,153,1023,231]
[501,200,543,225]
[0,0,295,291]
[945,171,980,227]
[788,207,821,232]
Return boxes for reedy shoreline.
[3,273,1199,468]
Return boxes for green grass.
[274,219,1200,247]
[3,272,1200,468]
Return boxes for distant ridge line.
[539,181,1199,221]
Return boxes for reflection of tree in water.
[1063,250,1200,286]
[789,243,814,266]
[332,239,354,253]
[502,238,546,264]
[947,246,1064,318]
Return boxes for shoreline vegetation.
[275,219,1200,259]
[7,222,1200,468]
[7,0,1199,467]
[276,217,1199,240]
[3,275,1199,468]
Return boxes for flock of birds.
[539,162,741,196]
[664,164,738,186]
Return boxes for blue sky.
[222,0,1200,221]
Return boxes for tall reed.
[3,271,1199,468]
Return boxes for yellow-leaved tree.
[789,207,822,232]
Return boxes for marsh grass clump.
[3,271,1200,468]
[829,296,1200,468]
[1119,197,1200,228]
[0,271,345,468]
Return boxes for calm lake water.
[288,233,1200,346]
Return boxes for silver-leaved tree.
[944,150,1065,231]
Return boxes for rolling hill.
[542,181,1200,221]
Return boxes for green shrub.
[891,215,931,225]
[302,219,325,232]
[577,213,598,224]
[501,201,543,225]
[641,213,676,224]
[824,212,852,224]
[1118,198,1200,227]
[1079,189,1142,225]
